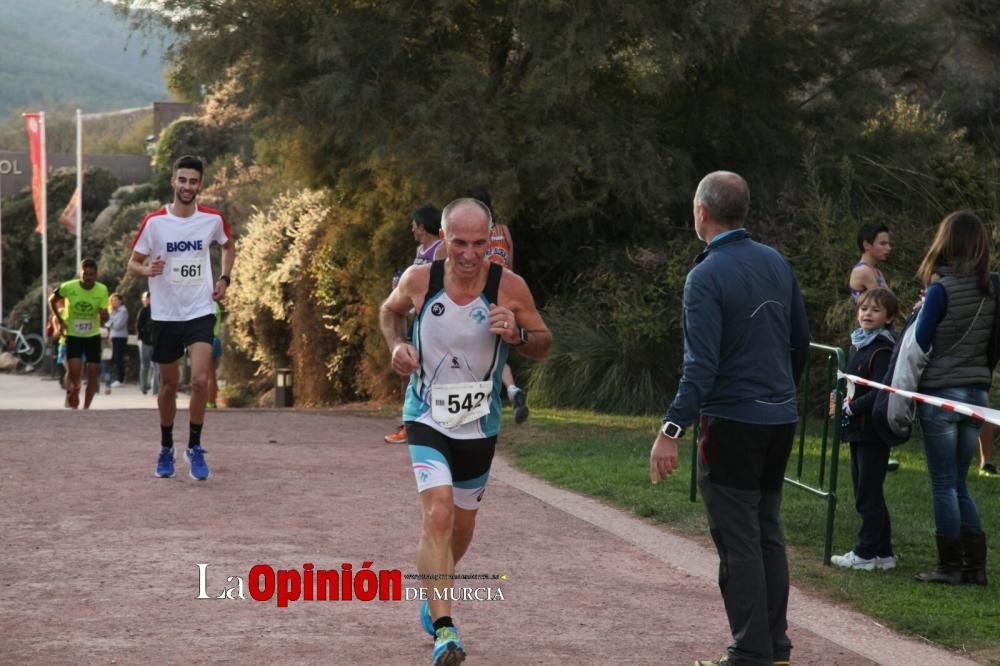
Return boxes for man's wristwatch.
[660,421,685,439]
[219,274,231,286]
[513,327,529,346]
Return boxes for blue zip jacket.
[665,229,810,427]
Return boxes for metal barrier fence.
[689,342,847,564]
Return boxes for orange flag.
[24,113,46,234]
[58,187,80,235]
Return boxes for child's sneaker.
[874,554,898,570]
[830,550,877,570]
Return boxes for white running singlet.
[402,262,508,439]
[131,205,231,321]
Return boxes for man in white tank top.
[380,198,551,665]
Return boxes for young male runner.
[49,259,108,409]
[127,155,235,481]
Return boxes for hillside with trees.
[0,0,169,119]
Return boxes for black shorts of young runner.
[65,335,102,363]
[152,314,215,364]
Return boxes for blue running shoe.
[432,626,465,665]
[420,599,434,637]
[155,447,175,478]
[185,445,210,481]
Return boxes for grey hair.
[441,197,493,233]
[694,171,750,227]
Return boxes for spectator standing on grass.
[829,288,899,572]
[848,222,901,473]
[894,211,993,586]
[650,171,809,666]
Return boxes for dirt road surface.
[0,374,977,665]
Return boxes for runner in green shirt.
[49,259,109,409]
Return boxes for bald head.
[441,197,492,235]
[694,171,750,228]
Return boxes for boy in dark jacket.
[831,287,900,570]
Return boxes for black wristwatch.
[219,274,231,286]
[513,327,529,346]
[661,421,685,439]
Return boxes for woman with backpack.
[907,211,992,585]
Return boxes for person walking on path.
[136,291,160,395]
[127,155,234,481]
[385,204,444,444]
[107,293,129,388]
[49,259,109,409]
[649,171,809,666]
[380,198,551,665]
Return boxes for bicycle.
[0,316,45,368]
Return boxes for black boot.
[914,535,962,584]
[961,531,988,586]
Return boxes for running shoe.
[432,626,465,665]
[155,447,175,478]
[511,388,529,424]
[980,462,998,477]
[887,457,900,471]
[384,424,407,444]
[830,550,877,571]
[206,402,217,409]
[874,554,898,570]
[110,381,124,388]
[185,445,210,481]
[694,658,732,666]
[420,599,435,637]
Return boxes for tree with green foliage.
[110,0,995,410]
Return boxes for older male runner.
[380,198,551,666]
[127,155,234,481]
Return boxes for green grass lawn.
[497,409,1000,664]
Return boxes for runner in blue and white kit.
[380,198,551,666]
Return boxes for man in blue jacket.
[649,171,809,666]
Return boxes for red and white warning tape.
[838,371,1000,427]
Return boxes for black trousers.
[697,416,795,666]
[111,337,127,383]
[848,440,893,559]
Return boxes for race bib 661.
[170,259,205,286]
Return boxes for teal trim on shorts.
[408,444,448,466]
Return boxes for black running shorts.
[152,314,215,364]
[65,335,101,362]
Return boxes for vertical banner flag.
[59,187,80,235]
[24,113,46,234]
